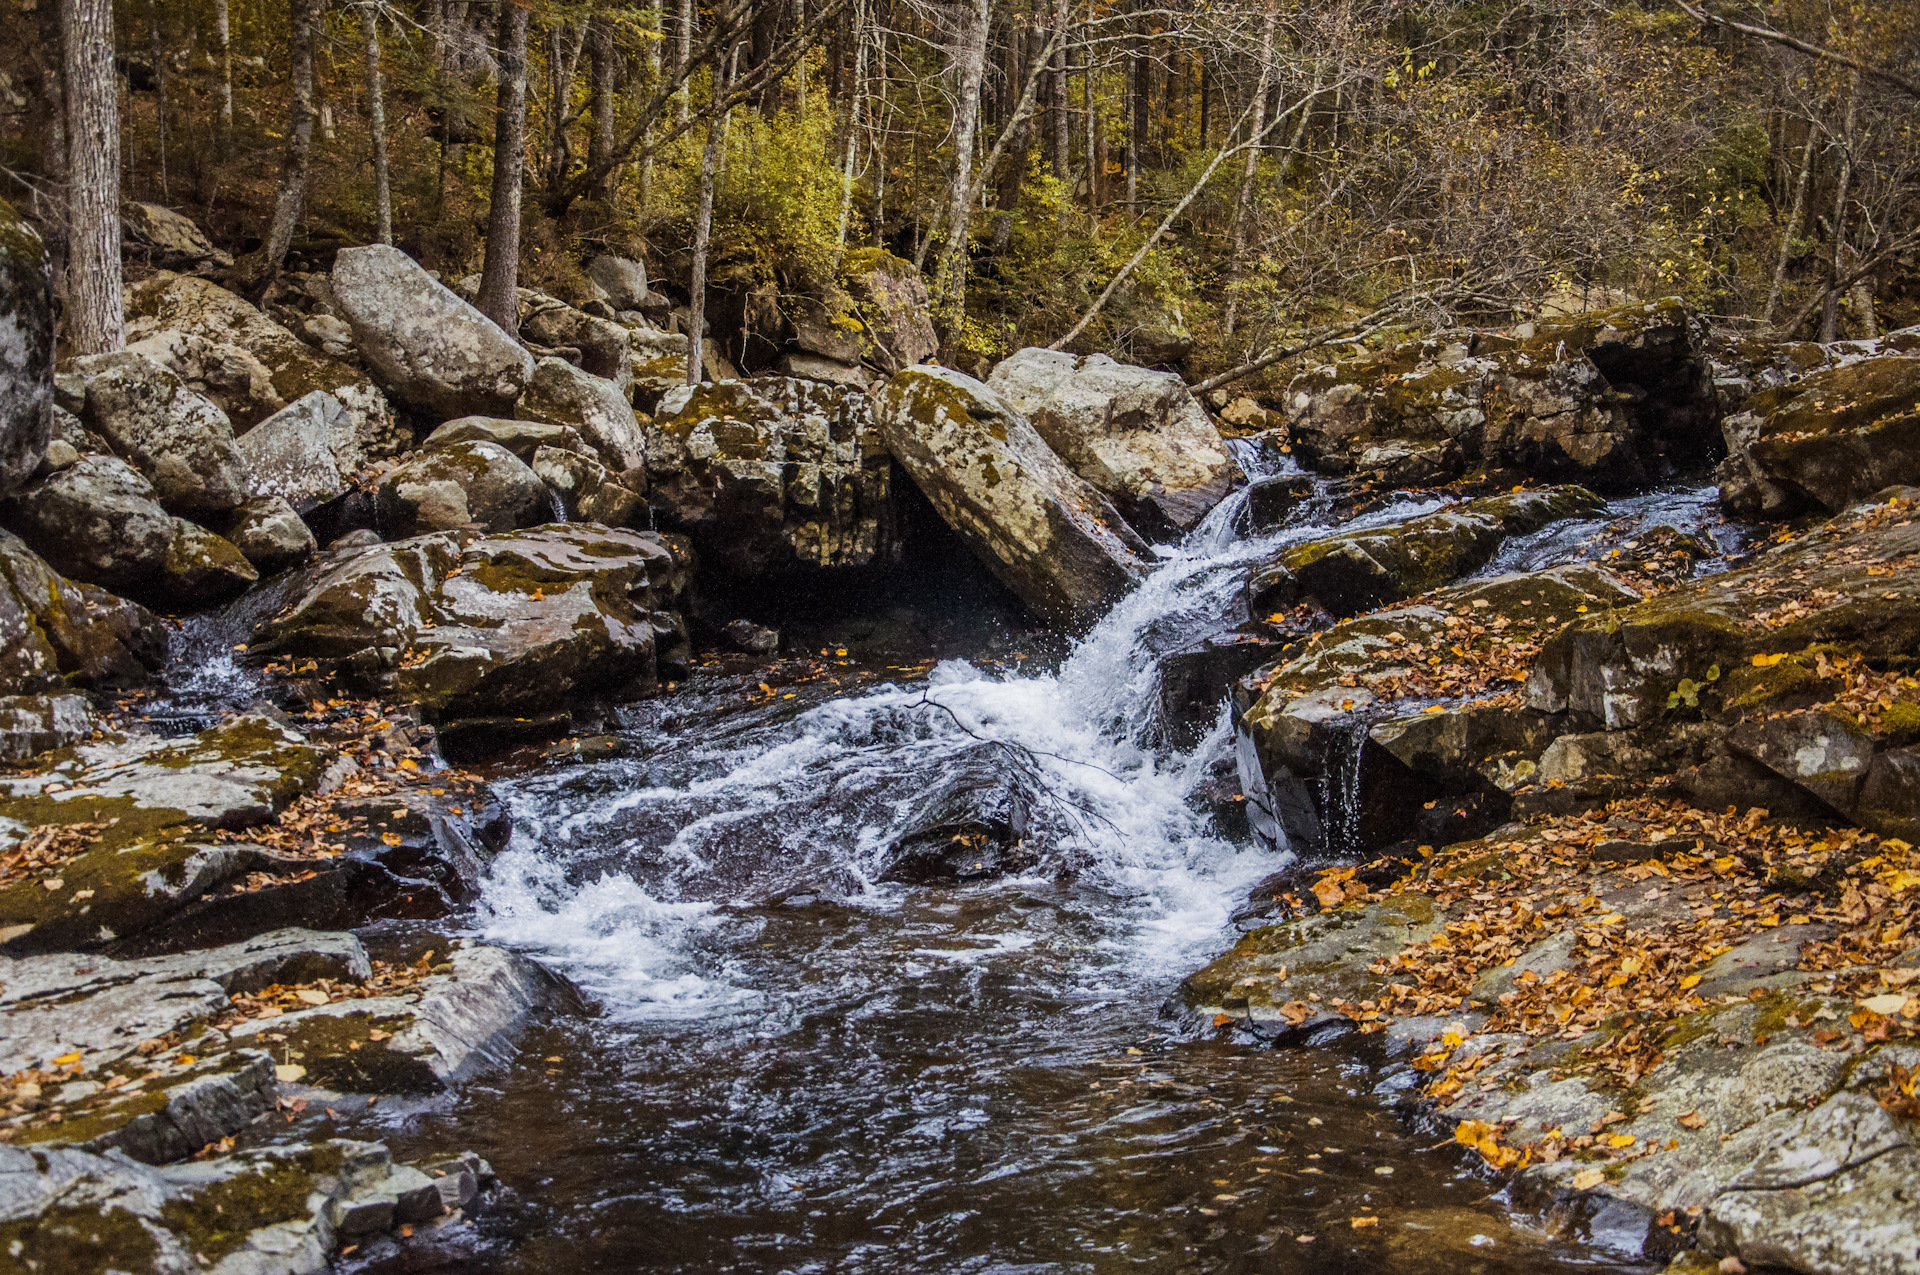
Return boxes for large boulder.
[124,271,403,457]
[1286,298,1722,490]
[224,494,317,573]
[520,295,633,390]
[68,351,249,516]
[875,366,1149,629]
[0,528,163,693]
[375,439,550,538]
[515,356,648,472]
[1719,354,1920,518]
[586,254,650,310]
[424,415,592,461]
[0,197,52,498]
[234,389,364,511]
[119,201,232,270]
[645,376,896,578]
[123,327,285,429]
[987,348,1240,539]
[531,445,642,526]
[0,455,256,608]
[250,523,690,723]
[843,248,938,373]
[331,244,536,419]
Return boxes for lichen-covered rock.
[119,201,232,270]
[164,518,260,606]
[330,245,535,419]
[251,523,689,721]
[1285,298,1721,490]
[223,494,316,574]
[68,351,248,517]
[586,254,650,310]
[646,376,895,578]
[124,271,403,459]
[0,692,98,762]
[1718,354,1920,518]
[520,297,633,390]
[515,356,648,473]
[843,248,938,373]
[123,328,285,430]
[375,440,550,539]
[424,415,591,461]
[776,350,873,390]
[876,366,1148,629]
[234,389,363,512]
[986,348,1241,539]
[0,196,53,498]
[531,445,641,525]
[0,528,164,693]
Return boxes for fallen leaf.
[274,1063,307,1083]
[1571,1167,1606,1190]
[1677,1110,1706,1130]
[52,1051,81,1066]
[1607,1133,1637,1149]
[295,989,330,1006]
[1860,994,1908,1016]
[1350,1216,1379,1229]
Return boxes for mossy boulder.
[0,528,164,693]
[374,439,549,539]
[1719,354,1920,518]
[0,195,53,498]
[842,248,938,373]
[67,351,249,518]
[515,355,648,473]
[875,366,1149,629]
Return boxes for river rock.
[1286,298,1721,490]
[876,743,1051,884]
[986,348,1240,539]
[843,248,938,373]
[120,200,232,270]
[1718,354,1920,518]
[424,415,591,461]
[587,254,650,310]
[123,328,285,429]
[516,356,648,473]
[250,523,689,723]
[67,351,248,517]
[0,529,164,693]
[521,296,633,390]
[0,692,98,762]
[531,445,641,525]
[235,389,366,511]
[0,197,53,498]
[645,377,895,578]
[224,493,317,573]
[375,440,549,538]
[876,366,1149,629]
[777,350,873,390]
[124,271,405,458]
[331,244,536,419]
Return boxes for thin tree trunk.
[1125,39,1139,209]
[927,0,989,305]
[1819,76,1857,343]
[477,0,530,334]
[588,14,617,200]
[34,0,69,294]
[214,0,233,148]
[1050,0,1068,179]
[60,0,121,353]
[687,45,733,384]
[677,0,694,122]
[832,0,867,265]
[362,1,392,243]
[257,0,320,294]
[146,0,168,200]
[1222,7,1275,338]
[1762,122,1817,328]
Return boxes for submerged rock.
[986,348,1240,540]
[875,366,1149,629]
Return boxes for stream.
[309,465,1734,1273]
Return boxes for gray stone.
[375,440,550,538]
[236,389,363,512]
[0,455,181,592]
[0,692,99,762]
[330,245,536,419]
[163,517,260,607]
[225,494,318,574]
[0,528,165,694]
[776,350,874,390]
[302,311,355,359]
[124,328,285,430]
[531,445,641,526]
[516,356,648,472]
[0,200,54,498]
[586,254,650,310]
[521,299,633,390]
[842,248,938,372]
[70,351,248,517]
[425,415,592,462]
[120,201,232,270]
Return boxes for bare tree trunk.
[1125,38,1140,209]
[477,0,530,334]
[1222,7,1275,338]
[929,0,989,305]
[60,0,121,353]
[1049,0,1069,181]
[588,14,617,201]
[146,0,168,200]
[362,1,393,243]
[677,0,694,122]
[1762,122,1817,329]
[214,0,233,149]
[34,0,69,295]
[687,46,734,384]
[257,0,321,294]
[1819,76,1857,343]
[832,0,867,265]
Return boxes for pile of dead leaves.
[207,952,441,1031]
[0,821,111,889]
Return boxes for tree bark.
[1762,121,1817,329]
[677,0,694,121]
[362,1,393,243]
[832,0,867,265]
[687,46,734,384]
[930,0,989,306]
[1222,7,1276,338]
[60,0,121,353]
[146,0,169,199]
[477,0,530,334]
[1049,0,1069,180]
[257,0,321,295]
[214,0,233,147]
[33,0,69,293]
[1819,76,1857,343]
[588,13,617,201]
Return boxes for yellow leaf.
[1350,1216,1379,1229]
[381,832,404,846]
[1680,974,1703,990]
[1607,1133,1636,1149]
[52,1051,81,1066]
[1441,1029,1466,1048]
[1571,1167,1606,1190]
[1454,1120,1495,1146]
[274,1063,308,1083]
[1424,704,1445,714]
[399,758,420,771]
[1860,994,1908,1016]
[1752,653,1788,667]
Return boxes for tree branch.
[1672,0,1920,98]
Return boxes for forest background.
[7,0,1920,389]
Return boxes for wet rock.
[1248,486,1608,619]
[877,744,1049,884]
[1246,474,1317,532]
[0,692,98,762]
[875,366,1149,629]
[224,494,317,574]
[843,248,938,373]
[251,523,689,721]
[586,254,650,310]
[234,389,365,512]
[0,528,164,693]
[0,197,54,498]
[516,355,648,472]
[425,414,592,462]
[375,440,549,539]
[326,527,383,551]
[646,376,896,578]
[68,351,248,517]
[123,328,285,430]
[530,445,643,526]
[719,618,779,654]
[1157,631,1286,748]
[124,271,404,459]
[520,297,633,390]
[1718,354,1920,518]
[0,455,256,607]
[119,201,231,270]
[330,244,535,419]
[986,348,1241,540]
